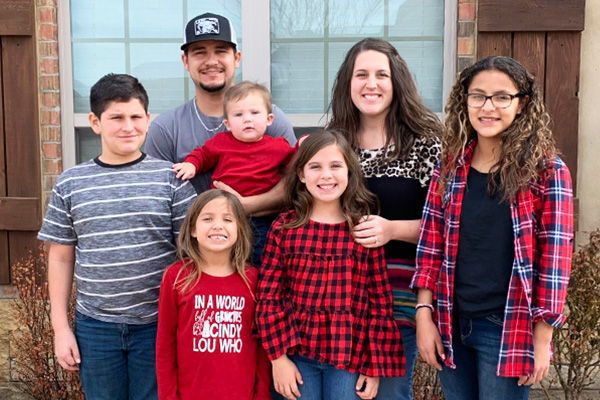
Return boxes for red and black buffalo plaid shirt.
[255,211,405,377]
[412,140,573,377]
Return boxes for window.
[59,0,455,166]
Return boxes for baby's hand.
[173,162,197,180]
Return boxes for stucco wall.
[577,0,600,241]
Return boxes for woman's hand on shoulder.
[356,375,379,399]
[353,215,391,248]
[272,354,303,400]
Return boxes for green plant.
[548,229,600,399]
[10,245,84,400]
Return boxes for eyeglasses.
[466,93,523,109]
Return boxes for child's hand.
[172,162,196,180]
[54,327,81,371]
[416,308,445,371]
[272,355,303,400]
[356,375,379,399]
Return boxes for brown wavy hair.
[283,129,378,229]
[441,56,557,201]
[327,37,442,159]
[172,189,254,296]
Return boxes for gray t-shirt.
[145,99,297,193]
[38,155,197,324]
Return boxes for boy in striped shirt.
[38,73,196,400]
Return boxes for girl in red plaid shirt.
[255,130,404,400]
[412,56,573,399]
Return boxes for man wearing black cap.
[145,13,297,214]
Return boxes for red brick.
[40,75,60,90]
[458,3,475,21]
[43,159,62,175]
[41,58,59,74]
[41,92,60,108]
[38,7,56,24]
[41,109,60,125]
[39,41,58,58]
[41,126,61,141]
[43,142,61,159]
[39,24,57,41]
[458,37,475,55]
[459,0,474,3]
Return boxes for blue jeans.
[250,215,274,267]
[438,314,531,400]
[376,325,417,400]
[288,355,362,400]
[75,311,158,400]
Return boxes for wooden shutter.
[0,0,41,284]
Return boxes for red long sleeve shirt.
[184,131,295,196]
[157,262,271,400]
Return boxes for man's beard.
[199,81,227,93]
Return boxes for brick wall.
[0,1,61,398]
[457,0,476,72]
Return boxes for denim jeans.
[250,215,275,267]
[288,354,362,400]
[376,325,418,400]
[438,314,531,400]
[75,311,158,400]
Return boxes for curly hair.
[327,37,442,160]
[284,129,378,229]
[173,189,254,296]
[441,56,557,201]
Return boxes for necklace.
[193,98,224,133]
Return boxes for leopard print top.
[358,135,441,188]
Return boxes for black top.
[454,167,514,319]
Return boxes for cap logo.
[195,18,220,36]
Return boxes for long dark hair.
[327,38,442,159]
[284,129,378,228]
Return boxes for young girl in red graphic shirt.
[156,189,271,400]
[255,130,404,400]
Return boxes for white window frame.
[58,0,456,169]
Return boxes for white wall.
[577,0,600,242]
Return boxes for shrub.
[413,356,444,399]
[549,229,600,399]
[10,245,84,400]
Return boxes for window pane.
[72,43,126,112]
[71,1,124,39]
[270,0,444,114]
[70,0,242,114]
[75,127,101,164]
[129,0,183,38]
[271,42,325,113]
[130,43,186,113]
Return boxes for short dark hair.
[89,73,149,118]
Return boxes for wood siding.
[0,0,40,284]
[477,0,584,194]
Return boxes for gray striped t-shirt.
[38,155,196,324]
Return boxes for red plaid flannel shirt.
[411,140,573,377]
[255,211,405,377]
